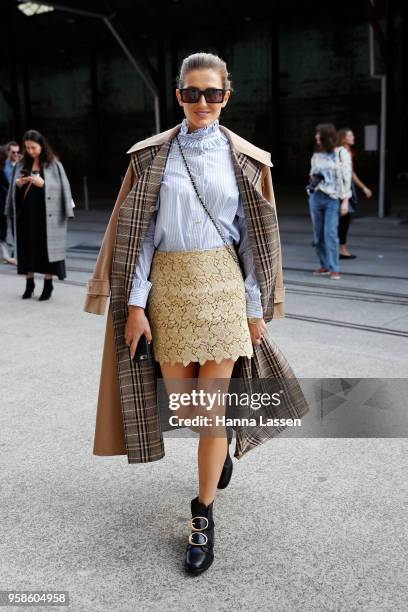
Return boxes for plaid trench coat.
[83,123,308,463]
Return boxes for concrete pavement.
[1,208,407,611]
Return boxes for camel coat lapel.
[84,123,308,463]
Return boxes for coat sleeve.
[56,161,75,219]
[338,147,353,200]
[83,162,135,315]
[260,164,285,319]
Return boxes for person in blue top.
[0,146,9,248]
[3,141,21,185]
[0,142,20,264]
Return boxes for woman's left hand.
[247,318,267,345]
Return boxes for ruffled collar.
[176,117,228,149]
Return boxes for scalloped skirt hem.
[146,246,254,368]
[154,349,254,368]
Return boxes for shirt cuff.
[245,290,263,318]
[128,279,152,308]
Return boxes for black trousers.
[338,212,351,245]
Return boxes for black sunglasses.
[179,87,226,103]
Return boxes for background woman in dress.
[337,127,373,259]
[308,123,352,280]
[5,130,74,301]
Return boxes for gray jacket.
[5,159,74,262]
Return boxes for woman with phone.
[5,130,74,301]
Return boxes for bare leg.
[339,244,352,255]
[163,358,237,574]
[44,273,53,280]
[160,360,198,382]
[197,358,235,506]
[160,360,199,421]
[26,273,34,279]
[161,357,236,506]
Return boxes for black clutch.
[306,172,325,195]
[133,334,152,363]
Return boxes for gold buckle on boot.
[188,532,208,546]
[189,516,209,531]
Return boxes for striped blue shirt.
[128,117,263,317]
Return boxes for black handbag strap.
[174,135,241,271]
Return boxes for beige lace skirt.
[146,245,254,366]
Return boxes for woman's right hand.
[125,306,153,359]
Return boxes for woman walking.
[308,123,352,280]
[337,127,373,259]
[5,130,74,300]
[84,52,308,575]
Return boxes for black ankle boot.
[184,496,215,574]
[38,278,53,301]
[217,426,234,489]
[22,277,35,299]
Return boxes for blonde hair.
[177,52,233,91]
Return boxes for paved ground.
[1,206,407,611]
